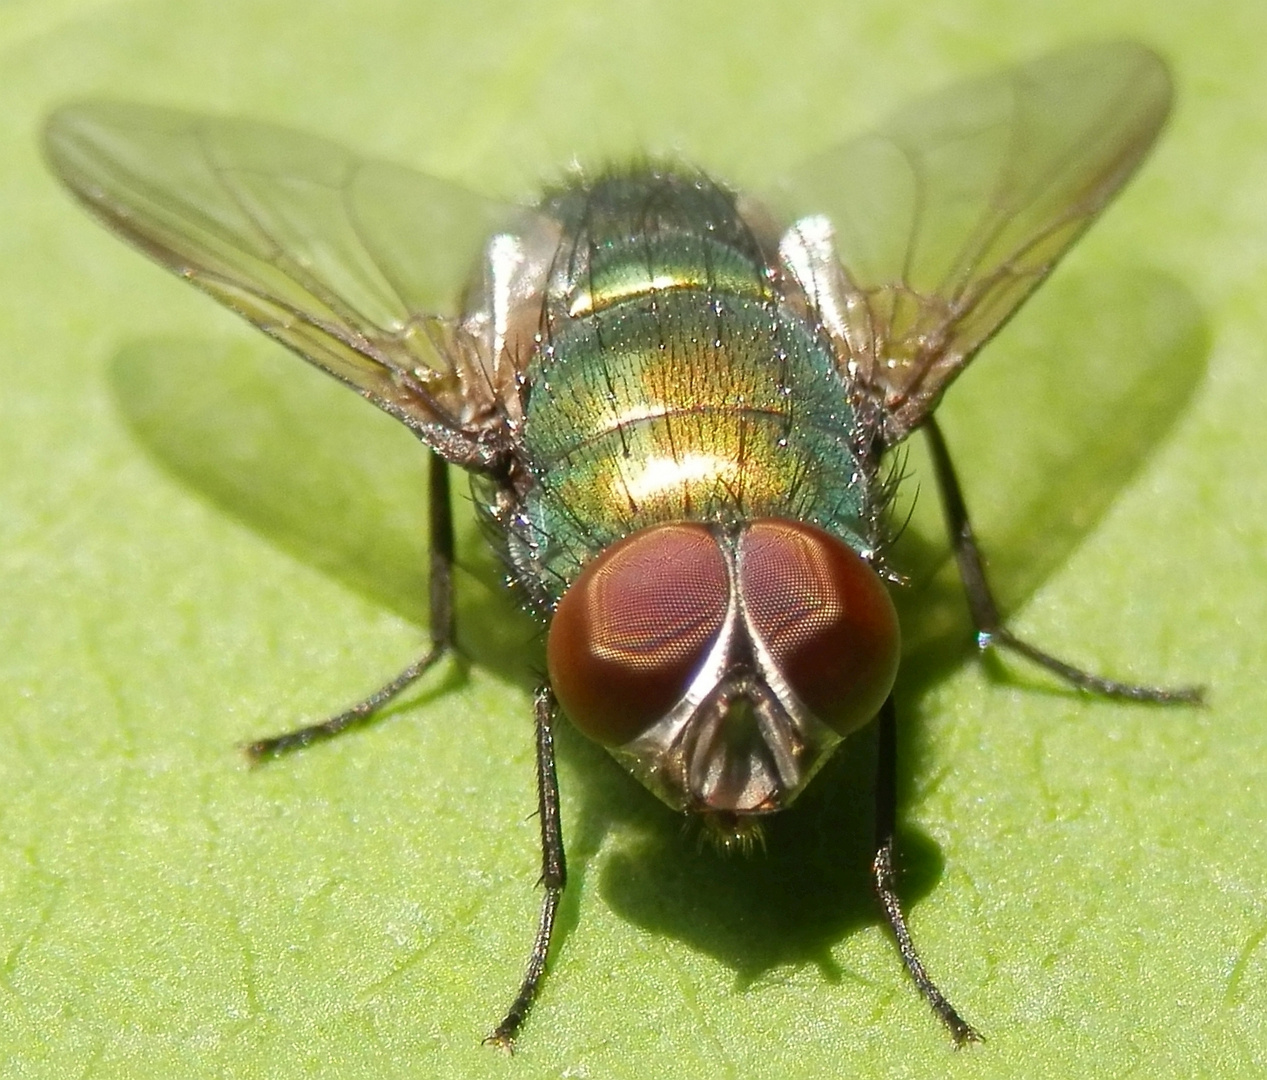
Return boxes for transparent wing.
[44,101,534,466]
[767,41,1172,441]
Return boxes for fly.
[44,40,1202,1048]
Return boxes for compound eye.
[548,524,729,746]
[739,520,900,736]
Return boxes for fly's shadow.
[106,261,1206,978]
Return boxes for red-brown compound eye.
[548,523,730,747]
[738,520,900,736]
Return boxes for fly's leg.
[246,453,457,761]
[873,694,982,1045]
[922,416,1203,704]
[485,686,567,1051]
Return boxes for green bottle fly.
[45,42,1199,1050]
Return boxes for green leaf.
[3,2,1265,1078]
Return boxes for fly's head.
[546,519,900,835]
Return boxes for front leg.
[485,685,568,1050]
[872,695,982,1045]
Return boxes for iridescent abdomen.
[515,171,871,605]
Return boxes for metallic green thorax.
[509,169,876,607]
